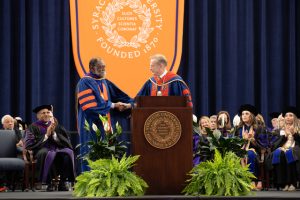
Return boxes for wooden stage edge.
[1,190,300,200]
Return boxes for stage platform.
[1,190,300,200]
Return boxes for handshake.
[114,102,132,112]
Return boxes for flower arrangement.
[195,127,247,161]
[80,114,128,161]
[74,115,148,197]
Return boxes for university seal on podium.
[144,111,181,149]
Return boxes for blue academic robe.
[76,73,133,172]
[237,125,260,176]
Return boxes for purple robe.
[24,120,75,183]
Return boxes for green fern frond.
[224,173,232,196]
[182,149,254,196]
[73,154,148,197]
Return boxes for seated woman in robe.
[271,106,300,191]
[235,104,263,190]
[193,116,211,165]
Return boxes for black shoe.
[46,184,55,192]
[58,183,69,191]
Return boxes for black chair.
[0,130,25,191]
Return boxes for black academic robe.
[271,133,300,187]
[24,121,75,183]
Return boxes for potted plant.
[182,149,255,196]
[74,115,148,197]
[78,115,129,161]
[195,128,247,161]
[74,154,148,197]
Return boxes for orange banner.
[70,0,185,97]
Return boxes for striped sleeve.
[182,88,193,108]
[77,88,98,111]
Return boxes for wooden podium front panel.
[132,108,193,195]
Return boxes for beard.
[100,71,106,78]
[95,71,106,78]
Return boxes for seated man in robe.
[24,105,75,191]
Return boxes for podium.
[131,96,193,195]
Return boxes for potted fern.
[183,149,255,196]
[74,115,148,197]
[74,154,148,197]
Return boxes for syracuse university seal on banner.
[94,0,161,57]
[144,111,181,149]
[70,0,184,97]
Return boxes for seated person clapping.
[24,105,75,191]
[271,106,300,191]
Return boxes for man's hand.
[115,102,132,111]
[114,102,121,110]
[16,140,23,147]
[46,118,57,137]
[122,103,132,110]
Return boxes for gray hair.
[89,57,104,70]
[150,54,168,66]
[1,114,13,124]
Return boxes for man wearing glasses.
[24,105,75,191]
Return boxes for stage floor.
[1,190,300,200]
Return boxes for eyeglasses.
[96,64,106,68]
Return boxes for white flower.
[92,123,98,132]
[103,121,111,132]
[193,114,198,123]
[233,114,240,127]
[213,129,221,139]
[218,113,226,128]
[280,130,285,136]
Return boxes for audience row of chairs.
[0,130,31,191]
[0,130,79,192]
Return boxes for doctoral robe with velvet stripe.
[137,71,193,107]
[76,73,133,172]
[271,133,300,186]
[236,125,262,177]
[24,121,75,183]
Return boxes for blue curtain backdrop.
[0,0,299,130]
[0,0,79,130]
[178,0,300,125]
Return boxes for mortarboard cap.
[282,106,299,118]
[238,104,258,116]
[32,104,53,114]
[269,112,281,119]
